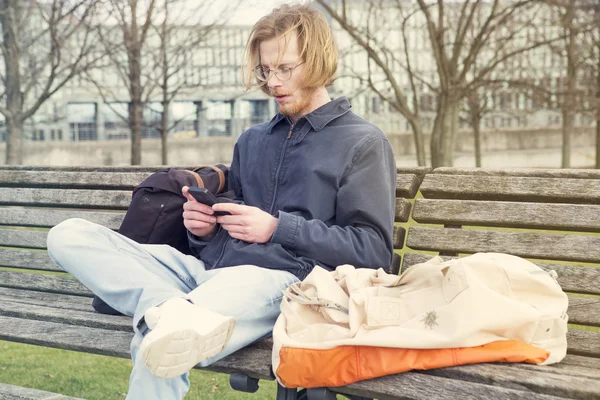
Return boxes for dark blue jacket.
[188,97,396,280]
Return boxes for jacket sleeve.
[188,141,244,256]
[270,137,396,269]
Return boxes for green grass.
[0,341,278,399]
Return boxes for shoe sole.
[141,317,235,379]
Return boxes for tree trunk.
[408,118,426,166]
[161,99,168,165]
[128,47,143,165]
[561,107,572,169]
[473,115,482,168]
[129,100,143,165]
[430,92,459,168]
[596,35,600,168]
[409,121,427,167]
[0,0,24,165]
[160,2,168,165]
[5,117,23,165]
[561,3,576,169]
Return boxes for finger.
[183,200,214,215]
[184,219,214,231]
[182,186,196,202]
[215,214,244,225]
[212,203,246,214]
[183,210,216,224]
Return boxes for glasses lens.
[277,68,292,81]
[254,67,268,81]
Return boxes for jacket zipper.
[269,123,294,214]
[214,122,293,266]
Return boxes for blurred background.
[0,0,597,169]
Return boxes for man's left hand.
[213,203,278,243]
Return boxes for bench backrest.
[1,166,596,360]
[404,168,600,359]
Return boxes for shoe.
[139,298,236,378]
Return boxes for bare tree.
[594,3,600,168]
[0,0,98,164]
[317,0,427,166]
[87,0,159,165]
[538,0,597,168]
[318,0,551,167]
[578,0,600,167]
[152,0,240,164]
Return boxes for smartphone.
[187,187,233,216]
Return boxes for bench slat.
[336,367,568,400]
[434,167,600,179]
[0,208,124,229]
[0,299,131,332]
[0,229,49,249]
[0,188,131,209]
[0,171,149,189]
[413,199,600,232]
[0,287,92,312]
[0,229,48,249]
[568,298,600,327]
[0,315,132,358]
[407,226,600,267]
[393,226,405,249]
[0,383,83,400]
[420,175,600,204]
[395,199,411,223]
[0,249,62,271]
[0,271,91,296]
[509,355,600,379]
[419,360,600,400]
[567,330,600,358]
[559,354,600,369]
[396,174,420,198]
[0,315,275,380]
[403,253,600,296]
[391,253,401,276]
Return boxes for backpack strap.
[193,165,226,193]
[181,169,204,188]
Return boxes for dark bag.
[92,165,230,315]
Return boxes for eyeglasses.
[253,62,305,82]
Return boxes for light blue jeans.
[46,218,299,400]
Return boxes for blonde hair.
[242,3,338,94]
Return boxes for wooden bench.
[0,166,598,399]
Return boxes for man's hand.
[182,186,218,239]
[213,203,278,243]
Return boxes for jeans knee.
[47,218,95,259]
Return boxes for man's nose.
[267,73,283,89]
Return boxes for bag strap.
[193,165,226,193]
[181,169,204,188]
[284,283,349,314]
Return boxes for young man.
[47,4,396,399]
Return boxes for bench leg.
[229,373,259,393]
[276,383,307,400]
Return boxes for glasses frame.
[253,62,305,83]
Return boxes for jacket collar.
[266,97,351,134]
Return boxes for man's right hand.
[182,186,218,239]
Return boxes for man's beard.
[272,87,317,118]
